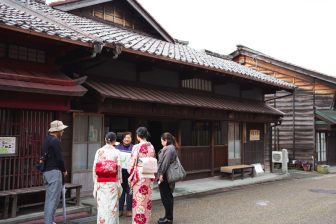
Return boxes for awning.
[86,80,284,116]
[315,110,336,130]
[0,66,87,96]
[315,110,336,124]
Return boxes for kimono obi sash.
[138,157,157,178]
[95,160,118,182]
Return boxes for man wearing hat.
[42,120,68,224]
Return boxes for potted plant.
[301,161,312,171]
[293,160,312,171]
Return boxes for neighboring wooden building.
[0,0,295,202]
[231,45,336,166]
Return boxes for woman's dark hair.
[105,132,117,144]
[161,132,179,149]
[136,127,150,140]
[121,132,132,140]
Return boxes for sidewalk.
[81,172,290,210]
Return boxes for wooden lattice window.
[8,44,45,63]
[181,78,212,92]
[0,43,6,57]
[0,109,55,190]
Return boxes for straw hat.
[49,120,68,132]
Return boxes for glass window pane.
[234,122,241,159]
[89,116,103,144]
[88,143,101,168]
[73,144,88,171]
[228,122,235,159]
[74,115,88,143]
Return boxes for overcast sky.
[138,0,336,76]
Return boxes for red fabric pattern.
[138,185,149,195]
[134,213,147,224]
[95,160,118,182]
[147,200,152,210]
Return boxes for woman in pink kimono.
[128,127,156,224]
[93,132,122,224]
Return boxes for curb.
[170,174,291,202]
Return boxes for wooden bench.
[220,165,254,180]
[0,183,82,218]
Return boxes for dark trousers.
[119,169,132,211]
[159,179,174,220]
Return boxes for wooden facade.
[0,0,293,203]
[0,28,88,194]
[232,45,336,165]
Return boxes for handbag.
[166,156,186,183]
[35,151,48,173]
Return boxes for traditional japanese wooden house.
[231,45,336,167]
[0,0,295,200]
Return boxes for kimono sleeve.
[92,149,99,184]
[117,150,122,184]
[128,144,138,175]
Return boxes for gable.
[53,0,174,42]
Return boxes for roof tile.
[0,0,295,90]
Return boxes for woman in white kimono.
[93,132,122,224]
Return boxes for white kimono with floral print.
[93,144,122,224]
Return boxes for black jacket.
[43,134,66,172]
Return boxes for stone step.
[69,215,97,224]
[0,206,91,224]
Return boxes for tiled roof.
[0,0,95,43]
[87,80,284,115]
[231,45,336,85]
[0,0,296,90]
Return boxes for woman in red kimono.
[128,127,156,224]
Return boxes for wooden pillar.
[210,121,215,176]
[177,120,182,158]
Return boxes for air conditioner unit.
[272,151,283,163]
[272,149,289,173]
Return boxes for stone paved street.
[119,174,336,224]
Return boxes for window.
[181,78,212,92]
[6,43,46,63]
[181,120,210,146]
[0,43,6,57]
[73,114,104,171]
[214,121,228,145]
[316,132,326,162]
[228,122,241,159]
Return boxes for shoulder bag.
[166,156,186,183]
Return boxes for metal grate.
[0,109,55,190]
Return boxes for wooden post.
[177,120,182,158]
[210,121,215,176]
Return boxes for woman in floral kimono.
[93,132,122,224]
[128,127,156,224]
